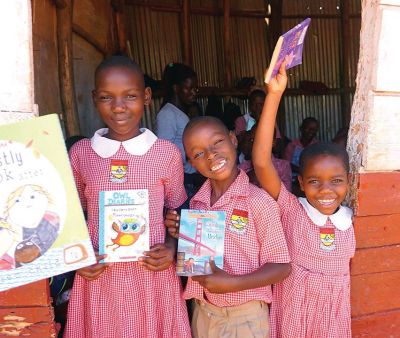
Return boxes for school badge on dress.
[319,227,336,251]
[110,159,128,183]
[230,209,248,235]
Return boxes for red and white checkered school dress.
[184,170,290,307]
[64,129,191,338]
[270,184,356,338]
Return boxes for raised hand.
[265,61,288,95]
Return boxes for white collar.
[298,197,353,231]
[91,128,157,158]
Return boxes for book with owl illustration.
[264,18,311,84]
[99,189,150,263]
[176,209,226,276]
[0,114,96,292]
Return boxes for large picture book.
[99,189,149,263]
[0,114,96,292]
[264,18,311,84]
[176,209,226,276]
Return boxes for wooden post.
[112,0,127,54]
[340,0,351,126]
[182,0,192,66]
[223,0,232,88]
[55,0,80,137]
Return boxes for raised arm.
[252,63,287,200]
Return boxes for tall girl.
[253,63,355,338]
[64,56,191,338]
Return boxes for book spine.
[98,191,105,259]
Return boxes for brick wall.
[351,172,400,337]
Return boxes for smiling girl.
[252,63,356,338]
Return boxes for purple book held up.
[264,18,311,84]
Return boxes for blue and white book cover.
[99,189,149,263]
[176,209,226,276]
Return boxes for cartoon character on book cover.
[0,115,96,292]
[0,138,67,270]
[0,184,60,269]
[99,190,150,262]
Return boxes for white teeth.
[318,199,335,205]
[211,160,226,172]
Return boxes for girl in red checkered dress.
[253,63,356,338]
[63,56,191,338]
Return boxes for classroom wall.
[32,0,116,137]
[125,0,361,141]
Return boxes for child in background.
[64,56,191,338]
[166,116,291,338]
[283,116,319,174]
[156,62,200,201]
[238,125,292,191]
[253,63,355,338]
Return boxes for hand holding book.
[191,257,237,294]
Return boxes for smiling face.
[298,154,349,215]
[184,119,238,186]
[92,66,151,141]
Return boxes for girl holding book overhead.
[252,63,355,338]
[64,55,191,338]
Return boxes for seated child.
[253,63,356,338]
[166,116,291,338]
[238,126,292,191]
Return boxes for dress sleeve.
[252,192,291,265]
[68,145,87,212]
[283,141,295,162]
[164,145,187,209]
[281,160,292,192]
[156,107,176,142]
[234,116,246,136]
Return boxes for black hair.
[300,116,319,129]
[248,89,266,104]
[222,101,242,131]
[299,142,350,175]
[94,55,144,86]
[162,62,197,104]
[183,116,229,141]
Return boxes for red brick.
[0,280,51,307]
[354,214,400,249]
[351,271,400,317]
[352,310,400,338]
[351,245,400,275]
[0,306,56,337]
[357,172,400,216]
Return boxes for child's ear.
[229,131,238,149]
[298,175,305,191]
[144,87,152,106]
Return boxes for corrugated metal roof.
[126,0,361,140]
